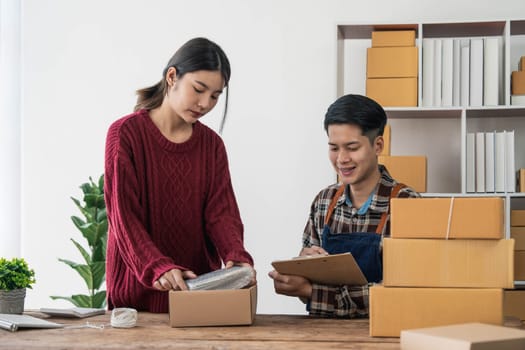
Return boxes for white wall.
[19,0,525,314]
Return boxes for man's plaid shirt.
[302,165,420,318]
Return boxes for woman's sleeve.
[104,124,179,287]
[202,139,253,265]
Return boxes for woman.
[104,37,255,312]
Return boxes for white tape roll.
[110,308,138,328]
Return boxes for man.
[268,94,420,317]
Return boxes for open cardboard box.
[169,285,257,327]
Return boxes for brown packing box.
[515,251,525,280]
[380,124,390,156]
[383,238,514,288]
[520,56,525,71]
[390,197,504,239]
[511,226,525,250]
[512,209,525,226]
[371,30,416,47]
[512,70,525,95]
[378,155,426,192]
[367,47,418,78]
[366,77,417,107]
[400,323,525,349]
[369,286,503,337]
[504,289,525,320]
[169,285,257,327]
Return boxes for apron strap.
[324,185,346,226]
[375,182,406,234]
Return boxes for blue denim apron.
[321,183,404,284]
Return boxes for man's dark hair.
[324,94,387,144]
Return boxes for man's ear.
[374,135,384,156]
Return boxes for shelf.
[422,21,506,38]
[385,107,461,119]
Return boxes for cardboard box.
[390,197,504,239]
[369,286,503,337]
[400,323,525,349]
[512,210,525,226]
[383,238,514,288]
[378,155,426,192]
[367,47,418,78]
[371,30,416,47]
[380,124,390,156]
[515,251,525,281]
[512,71,525,95]
[169,285,257,327]
[520,56,525,71]
[511,226,525,250]
[504,289,525,320]
[366,77,417,107]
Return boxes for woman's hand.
[225,261,257,287]
[153,268,197,291]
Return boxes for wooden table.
[0,312,400,349]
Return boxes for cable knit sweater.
[104,109,253,312]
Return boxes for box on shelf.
[400,322,525,350]
[366,47,418,78]
[390,197,504,239]
[169,285,257,327]
[371,30,415,47]
[380,124,390,156]
[515,251,525,281]
[511,226,525,250]
[504,289,525,320]
[512,70,525,94]
[369,286,503,337]
[383,238,514,288]
[520,56,525,71]
[378,155,426,192]
[512,209,525,226]
[366,77,417,107]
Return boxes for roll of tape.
[110,308,138,328]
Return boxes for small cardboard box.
[519,169,525,192]
[511,226,525,250]
[390,197,504,239]
[169,285,257,327]
[380,124,391,156]
[378,155,426,192]
[383,238,514,288]
[504,289,525,320]
[400,323,525,349]
[512,70,525,95]
[366,77,417,107]
[515,251,525,280]
[367,47,418,78]
[369,286,503,337]
[511,210,525,226]
[371,30,415,47]
[520,56,525,71]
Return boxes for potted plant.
[0,257,36,314]
[51,175,108,308]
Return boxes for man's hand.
[268,270,312,299]
[299,246,328,256]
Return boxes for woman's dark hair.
[135,37,231,133]
[323,94,387,144]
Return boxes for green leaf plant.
[51,175,108,308]
[0,257,36,291]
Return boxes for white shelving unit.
[336,20,525,282]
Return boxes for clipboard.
[271,252,368,286]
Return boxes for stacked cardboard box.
[512,210,525,281]
[366,30,418,107]
[369,197,514,337]
[378,123,427,193]
[511,56,525,106]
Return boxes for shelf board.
[511,20,525,35]
[385,107,461,119]
[338,23,418,39]
[466,106,525,118]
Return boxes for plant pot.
[0,288,26,314]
